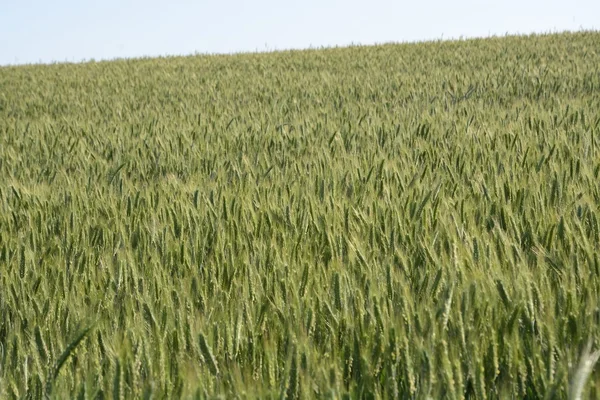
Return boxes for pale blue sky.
[0,0,598,66]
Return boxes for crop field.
[1,31,600,399]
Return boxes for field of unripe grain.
[1,31,600,399]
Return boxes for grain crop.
[1,31,599,398]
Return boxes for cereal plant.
[0,31,599,398]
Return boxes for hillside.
[1,31,600,398]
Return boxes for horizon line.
[1,27,597,69]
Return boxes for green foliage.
[1,31,600,398]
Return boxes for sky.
[0,0,598,66]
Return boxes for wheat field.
[1,31,600,399]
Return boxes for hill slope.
[1,31,600,398]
